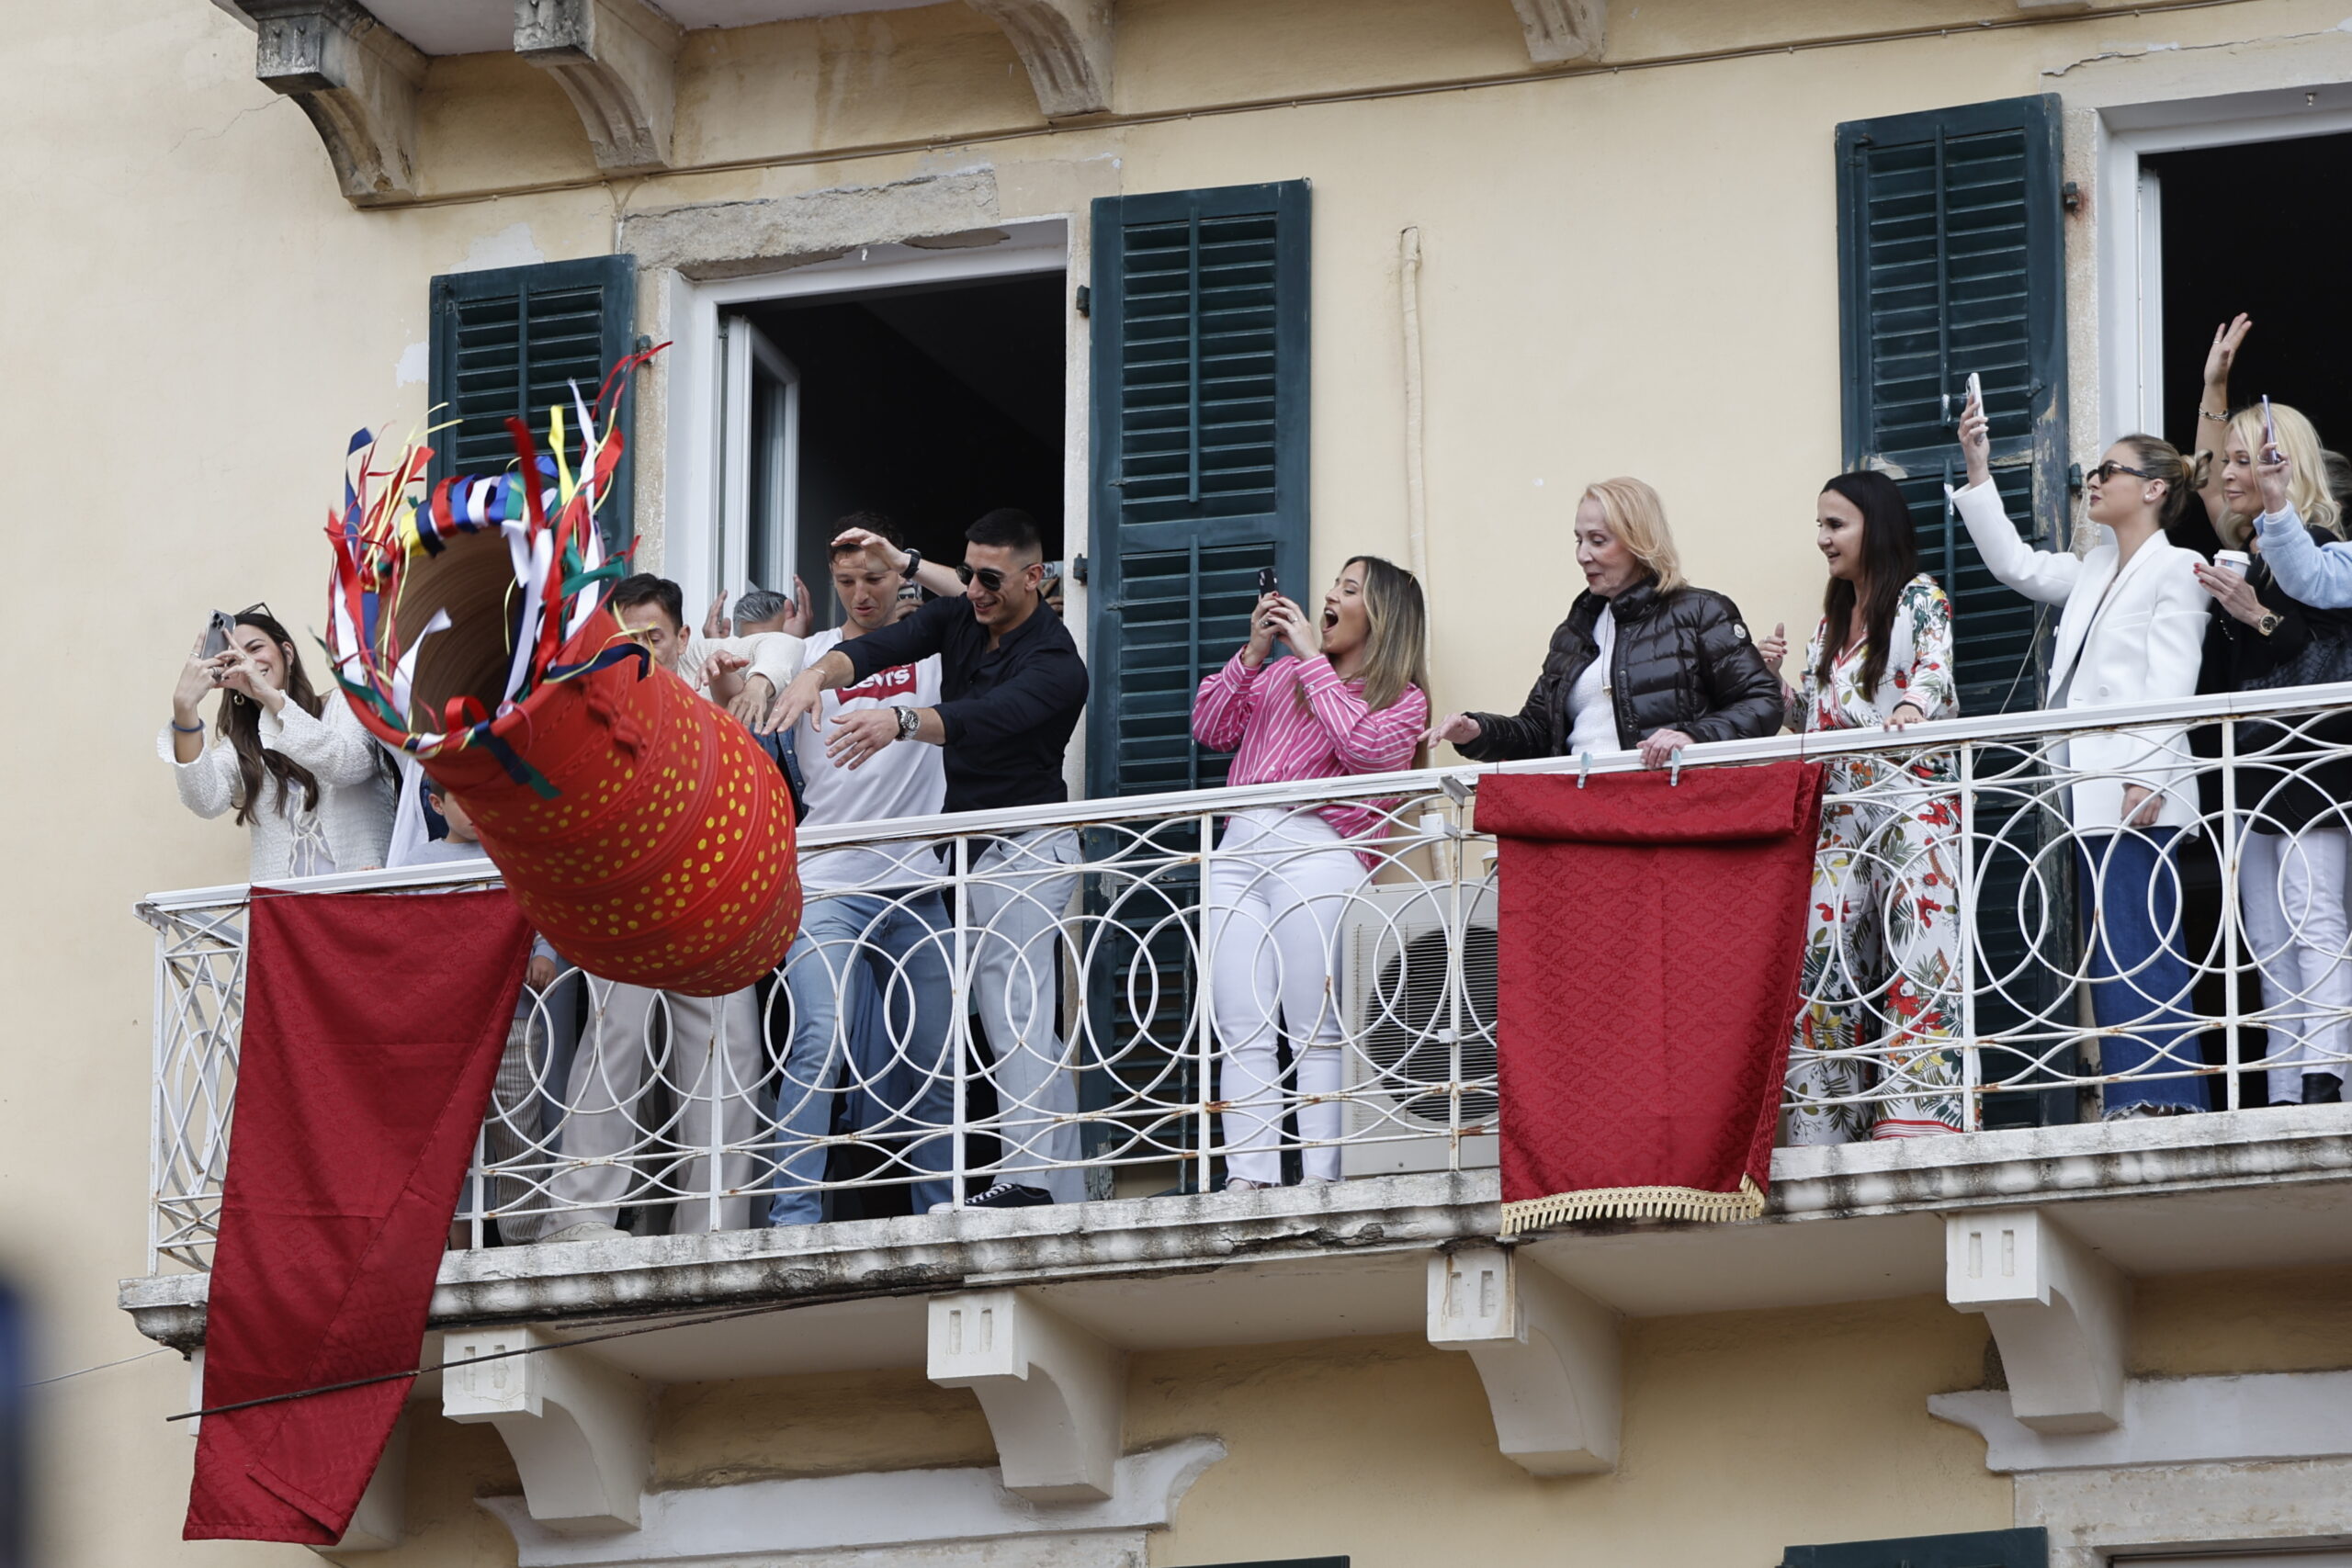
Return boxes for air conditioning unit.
[1337,878,1500,1177]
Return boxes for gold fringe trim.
[1499,1174,1764,1234]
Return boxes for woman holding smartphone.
[164,606,395,878]
[1954,393,2215,1118]
[2194,400,2352,1107]
[1757,470,1964,1143]
[1191,558,1430,1190]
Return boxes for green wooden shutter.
[1837,96,2076,1129]
[1784,1527,2047,1568]
[1838,93,2067,716]
[1086,180,1311,798]
[429,255,639,553]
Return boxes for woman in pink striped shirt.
[1193,556,1430,1190]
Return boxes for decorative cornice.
[965,0,1114,118]
[514,0,684,173]
[243,0,426,206]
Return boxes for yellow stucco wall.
[11,0,2352,1562]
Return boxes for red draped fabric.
[186,889,529,1544]
[1478,761,1826,1233]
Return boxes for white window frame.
[661,220,1072,633]
[2098,83,2352,441]
[716,316,801,604]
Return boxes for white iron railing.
[140,684,2352,1270]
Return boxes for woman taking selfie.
[2195,400,2352,1108]
[163,607,395,878]
[1953,392,2214,1118]
[1758,471,1963,1143]
[1192,558,1430,1190]
[1427,477,1781,766]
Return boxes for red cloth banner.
[1478,761,1826,1233]
[186,889,529,1544]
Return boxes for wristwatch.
[900,548,922,581]
[896,705,922,741]
[2256,611,2282,637]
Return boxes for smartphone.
[1966,371,1983,413]
[200,610,235,660]
[1257,566,1278,597]
[2262,394,2278,459]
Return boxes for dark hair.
[221,611,324,829]
[2116,434,2213,540]
[732,587,791,624]
[610,573,684,630]
[1815,470,1922,699]
[966,508,1043,557]
[830,512,903,558]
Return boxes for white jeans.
[967,829,1085,1202]
[1204,808,1369,1185]
[549,981,765,1233]
[2239,826,2352,1103]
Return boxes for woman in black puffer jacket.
[1430,477,1784,766]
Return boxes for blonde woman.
[1955,392,2215,1117]
[1428,478,1782,766]
[2194,400,2352,1108]
[1192,557,1430,1190]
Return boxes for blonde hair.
[2221,401,2342,543]
[1582,477,1686,593]
[1294,556,1430,719]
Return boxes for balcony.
[119,685,2352,1525]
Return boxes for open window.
[715,271,1068,633]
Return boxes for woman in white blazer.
[164,607,394,880]
[1954,394,2215,1118]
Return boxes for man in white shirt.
[767,522,955,1224]
[544,575,795,1241]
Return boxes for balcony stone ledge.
[121,1106,2352,1353]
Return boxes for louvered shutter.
[1783,1527,2048,1568]
[1837,96,2076,1129]
[1086,181,1311,797]
[1838,94,2067,715]
[428,255,639,552]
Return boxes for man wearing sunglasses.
[767,508,1090,1212]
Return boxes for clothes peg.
[1577,750,1592,788]
[1668,752,1684,788]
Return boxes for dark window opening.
[735,271,1067,633]
[2152,130,2352,468]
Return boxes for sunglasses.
[954,562,1012,592]
[2086,461,2154,485]
[238,601,278,625]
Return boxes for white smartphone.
[1967,371,1983,412]
[2262,394,2278,460]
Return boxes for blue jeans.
[2078,829,2208,1114]
[767,890,956,1224]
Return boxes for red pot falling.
[416,603,801,997]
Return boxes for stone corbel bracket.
[244,0,427,206]
[966,0,1114,118]
[1945,1208,2130,1434]
[1509,0,1604,65]
[1428,1247,1622,1476]
[443,1325,653,1533]
[515,0,684,173]
[928,1288,1127,1502]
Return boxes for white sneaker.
[540,1221,628,1246]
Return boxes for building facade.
[6,0,2352,1563]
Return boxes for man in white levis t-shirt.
[767,519,952,1224]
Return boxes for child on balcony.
[1192,558,1430,1191]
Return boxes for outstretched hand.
[1424,712,1482,749]
[784,575,814,638]
[2204,313,2252,395]
[1958,387,1992,488]
[702,590,731,641]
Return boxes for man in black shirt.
[770,508,1090,1210]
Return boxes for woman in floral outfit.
[1760,470,1964,1143]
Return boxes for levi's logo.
[839,664,918,703]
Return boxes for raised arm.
[2254,443,2352,608]
[1954,389,2079,605]
[2188,314,2250,528]
[1193,592,1283,750]
[1299,660,1428,773]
